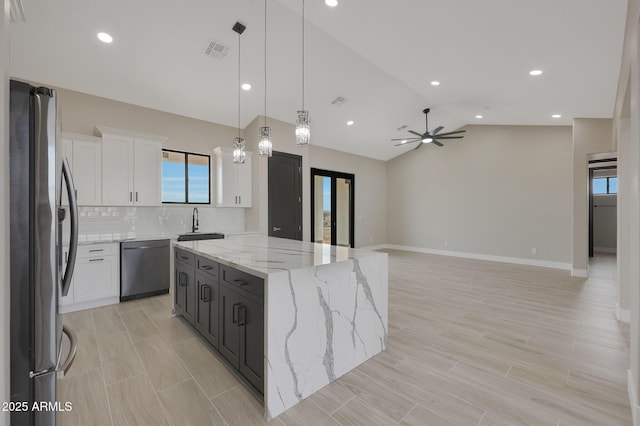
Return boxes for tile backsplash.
[74,205,244,239]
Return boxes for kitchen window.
[162,149,210,204]
[593,176,617,195]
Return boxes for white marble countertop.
[173,236,381,279]
[75,229,260,245]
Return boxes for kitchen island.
[172,236,388,420]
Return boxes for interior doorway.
[268,152,302,241]
[588,155,617,258]
[311,168,355,247]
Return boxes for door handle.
[178,272,188,287]
[238,305,246,327]
[57,326,77,378]
[232,302,241,324]
[273,227,281,232]
[61,158,78,298]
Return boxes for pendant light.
[258,0,273,157]
[232,21,246,164]
[295,0,310,146]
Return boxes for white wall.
[387,125,573,267]
[614,0,640,422]
[1,0,10,424]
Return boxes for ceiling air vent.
[10,0,26,23]
[203,39,230,60]
[331,96,348,106]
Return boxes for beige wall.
[309,145,387,248]
[1,2,10,424]
[387,125,573,266]
[571,118,615,275]
[614,0,640,421]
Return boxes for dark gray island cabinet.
[172,237,388,420]
[174,247,264,393]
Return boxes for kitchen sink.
[177,232,224,242]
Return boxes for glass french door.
[311,168,355,247]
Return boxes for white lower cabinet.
[59,243,120,313]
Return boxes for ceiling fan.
[392,108,465,150]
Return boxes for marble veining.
[175,236,388,420]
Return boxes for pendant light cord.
[301,0,305,110]
[238,31,241,139]
[264,0,267,127]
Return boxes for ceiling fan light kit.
[392,108,466,150]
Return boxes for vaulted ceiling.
[10,0,627,160]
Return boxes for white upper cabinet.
[60,132,102,206]
[97,127,166,206]
[213,147,252,207]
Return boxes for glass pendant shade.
[258,126,272,157]
[233,137,246,164]
[295,110,310,146]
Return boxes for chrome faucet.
[192,207,199,233]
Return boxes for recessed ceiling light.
[422,137,433,143]
[346,120,354,126]
[552,114,562,118]
[241,83,252,91]
[97,32,113,44]
[529,69,543,76]
[325,0,338,6]
[475,115,483,119]
[401,139,408,144]
[430,81,440,86]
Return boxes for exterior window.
[162,149,210,204]
[593,177,617,195]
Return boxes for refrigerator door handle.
[61,158,78,296]
[57,325,77,378]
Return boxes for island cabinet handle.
[178,272,188,287]
[179,255,189,261]
[201,265,213,271]
[204,285,212,302]
[199,284,205,300]
[232,303,241,324]
[233,279,249,286]
[273,227,281,232]
[237,305,246,327]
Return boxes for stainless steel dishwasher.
[120,239,170,301]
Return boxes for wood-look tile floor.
[57,251,632,425]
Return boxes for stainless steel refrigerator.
[10,80,79,425]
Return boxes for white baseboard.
[594,246,617,254]
[383,244,572,271]
[616,303,631,323]
[359,244,388,251]
[571,268,589,278]
[59,296,119,314]
[628,369,640,426]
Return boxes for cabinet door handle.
[130,192,133,202]
[88,248,104,252]
[273,227,281,232]
[204,285,211,302]
[237,305,246,327]
[179,255,189,261]
[201,265,213,271]
[199,283,204,301]
[136,192,138,202]
[232,302,241,324]
[179,272,188,287]
[239,195,241,204]
[233,279,248,286]
[89,258,104,262]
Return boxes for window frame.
[592,176,618,195]
[161,148,211,205]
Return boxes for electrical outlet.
[531,248,537,255]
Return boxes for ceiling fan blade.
[408,130,424,137]
[394,140,421,146]
[391,138,420,141]
[431,126,444,135]
[436,130,466,137]
[432,140,444,147]
[413,142,424,151]
[435,136,464,139]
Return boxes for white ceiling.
[10,0,627,161]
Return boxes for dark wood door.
[219,284,242,368]
[238,297,264,393]
[195,272,219,349]
[269,151,302,240]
